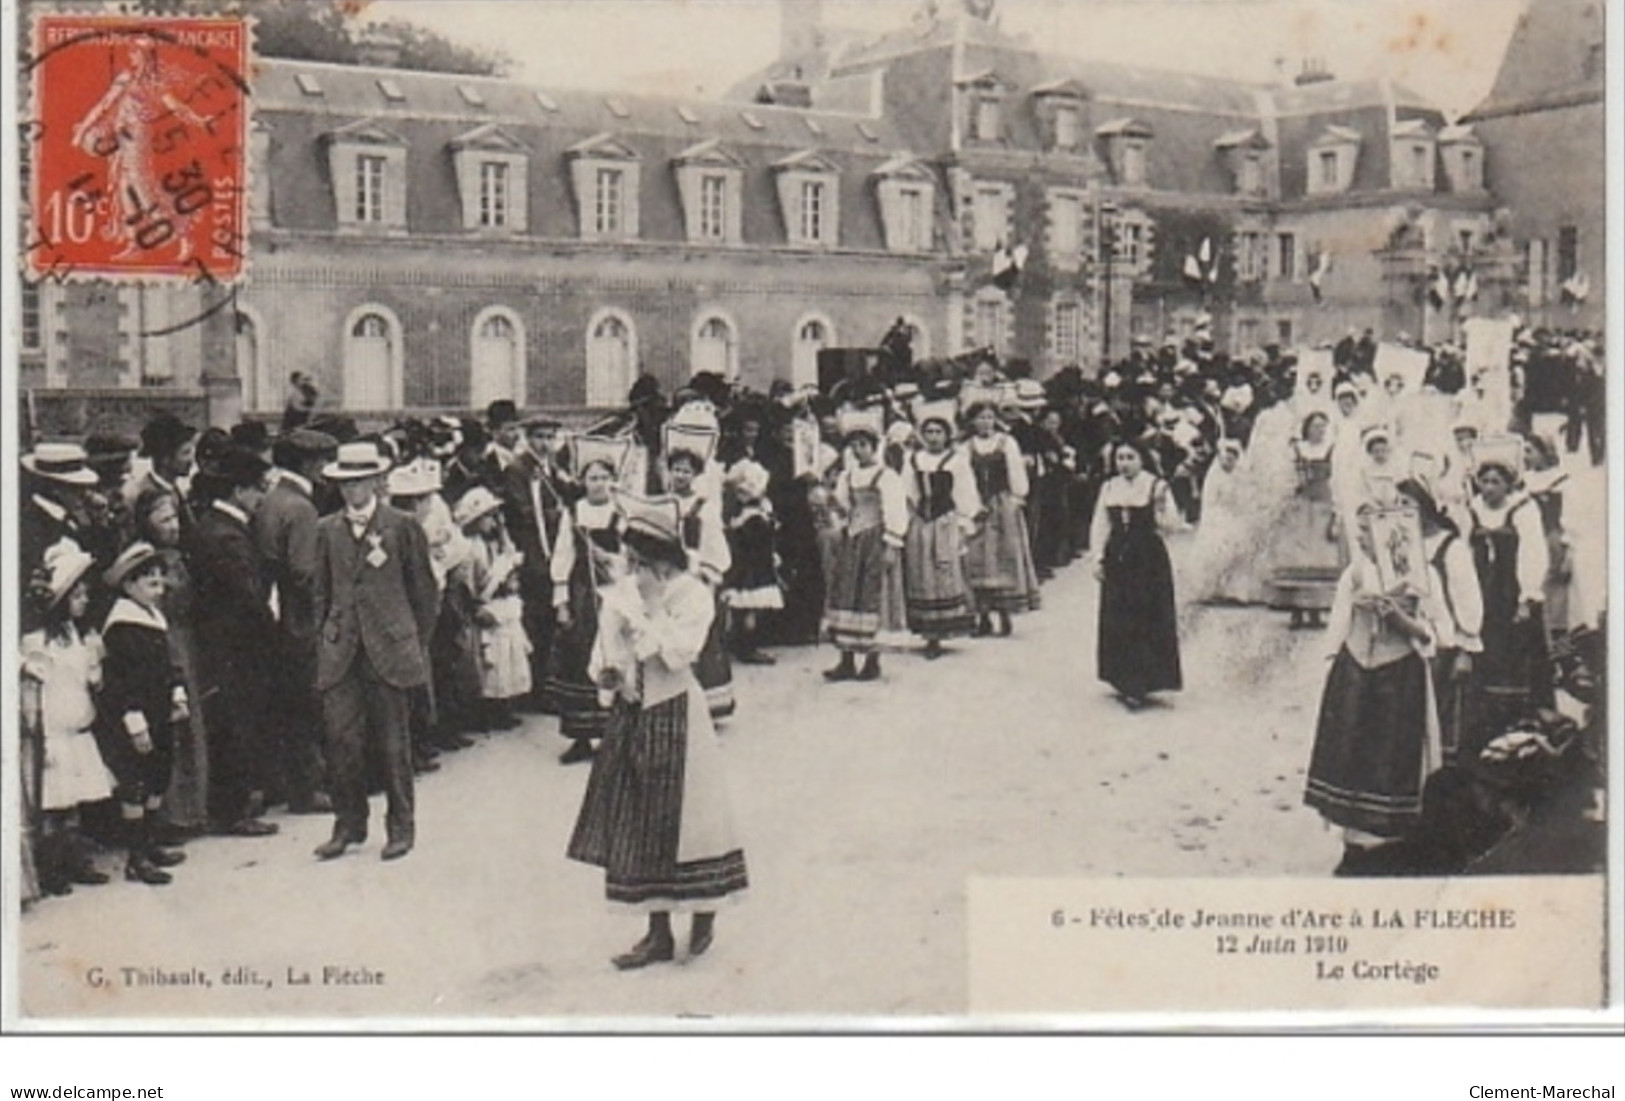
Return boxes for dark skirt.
[1304,649,1430,838]
[567,695,749,908]
[695,588,734,719]
[825,525,886,651]
[1097,528,1182,697]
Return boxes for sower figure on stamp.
[312,442,440,862]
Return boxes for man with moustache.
[311,441,438,862]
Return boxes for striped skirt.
[964,492,1042,614]
[904,514,977,638]
[824,525,886,652]
[567,694,749,910]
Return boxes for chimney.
[1294,58,1335,86]
[780,0,825,59]
[356,30,404,68]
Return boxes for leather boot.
[856,653,881,681]
[823,653,858,682]
[613,913,676,970]
[124,819,172,886]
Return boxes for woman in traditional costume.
[1090,440,1183,710]
[1304,506,1446,876]
[664,430,735,719]
[902,401,981,658]
[1468,446,1553,747]
[547,439,630,764]
[1186,438,1256,605]
[568,495,749,969]
[822,406,909,681]
[962,402,1041,637]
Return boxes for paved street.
[17,429,1605,1021]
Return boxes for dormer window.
[1032,78,1089,154]
[773,149,840,248]
[1215,128,1271,197]
[674,139,744,245]
[568,133,641,241]
[324,119,408,232]
[450,123,529,233]
[1307,125,1361,195]
[872,154,937,253]
[976,97,1000,142]
[1391,119,1436,190]
[1096,118,1153,188]
[1439,125,1485,193]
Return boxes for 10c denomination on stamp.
[26,14,250,284]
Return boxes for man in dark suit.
[255,428,338,815]
[312,441,439,861]
[502,415,573,711]
[186,445,279,837]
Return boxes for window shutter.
[624,164,641,239]
[384,148,408,228]
[456,151,477,230]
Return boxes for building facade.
[1461,0,1606,332]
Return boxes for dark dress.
[96,600,182,805]
[1097,479,1183,698]
[1470,499,1554,744]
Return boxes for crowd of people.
[15,316,1607,954]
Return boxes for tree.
[111,0,510,75]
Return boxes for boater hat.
[387,457,443,498]
[322,441,393,482]
[104,541,162,590]
[40,541,96,608]
[21,442,99,487]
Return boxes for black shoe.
[923,639,944,660]
[125,854,172,885]
[613,934,676,971]
[221,818,279,838]
[314,832,365,861]
[380,838,413,861]
[996,612,1013,637]
[974,615,993,638]
[40,873,74,896]
[413,754,441,775]
[856,654,881,681]
[823,656,858,682]
[734,648,777,666]
[145,845,186,868]
[688,915,716,960]
[150,822,194,847]
[67,860,110,886]
[559,740,596,765]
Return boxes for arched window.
[791,314,835,388]
[586,310,637,406]
[470,307,526,409]
[343,306,403,410]
[235,308,275,414]
[692,312,738,379]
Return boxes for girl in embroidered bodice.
[961,403,1040,637]
[548,460,626,765]
[822,413,909,681]
[1469,459,1554,741]
[902,412,980,658]
[667,449,735,718]
[1089,441,1182,710]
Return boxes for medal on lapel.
[366,531,389,569]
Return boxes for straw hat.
[387,457,443,498]
[322,440,393,482]
[452,486,503,528]
[104,541,162,591]
[21,442,98,487]
[40,541,95,607]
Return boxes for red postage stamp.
[26,15,250,283]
